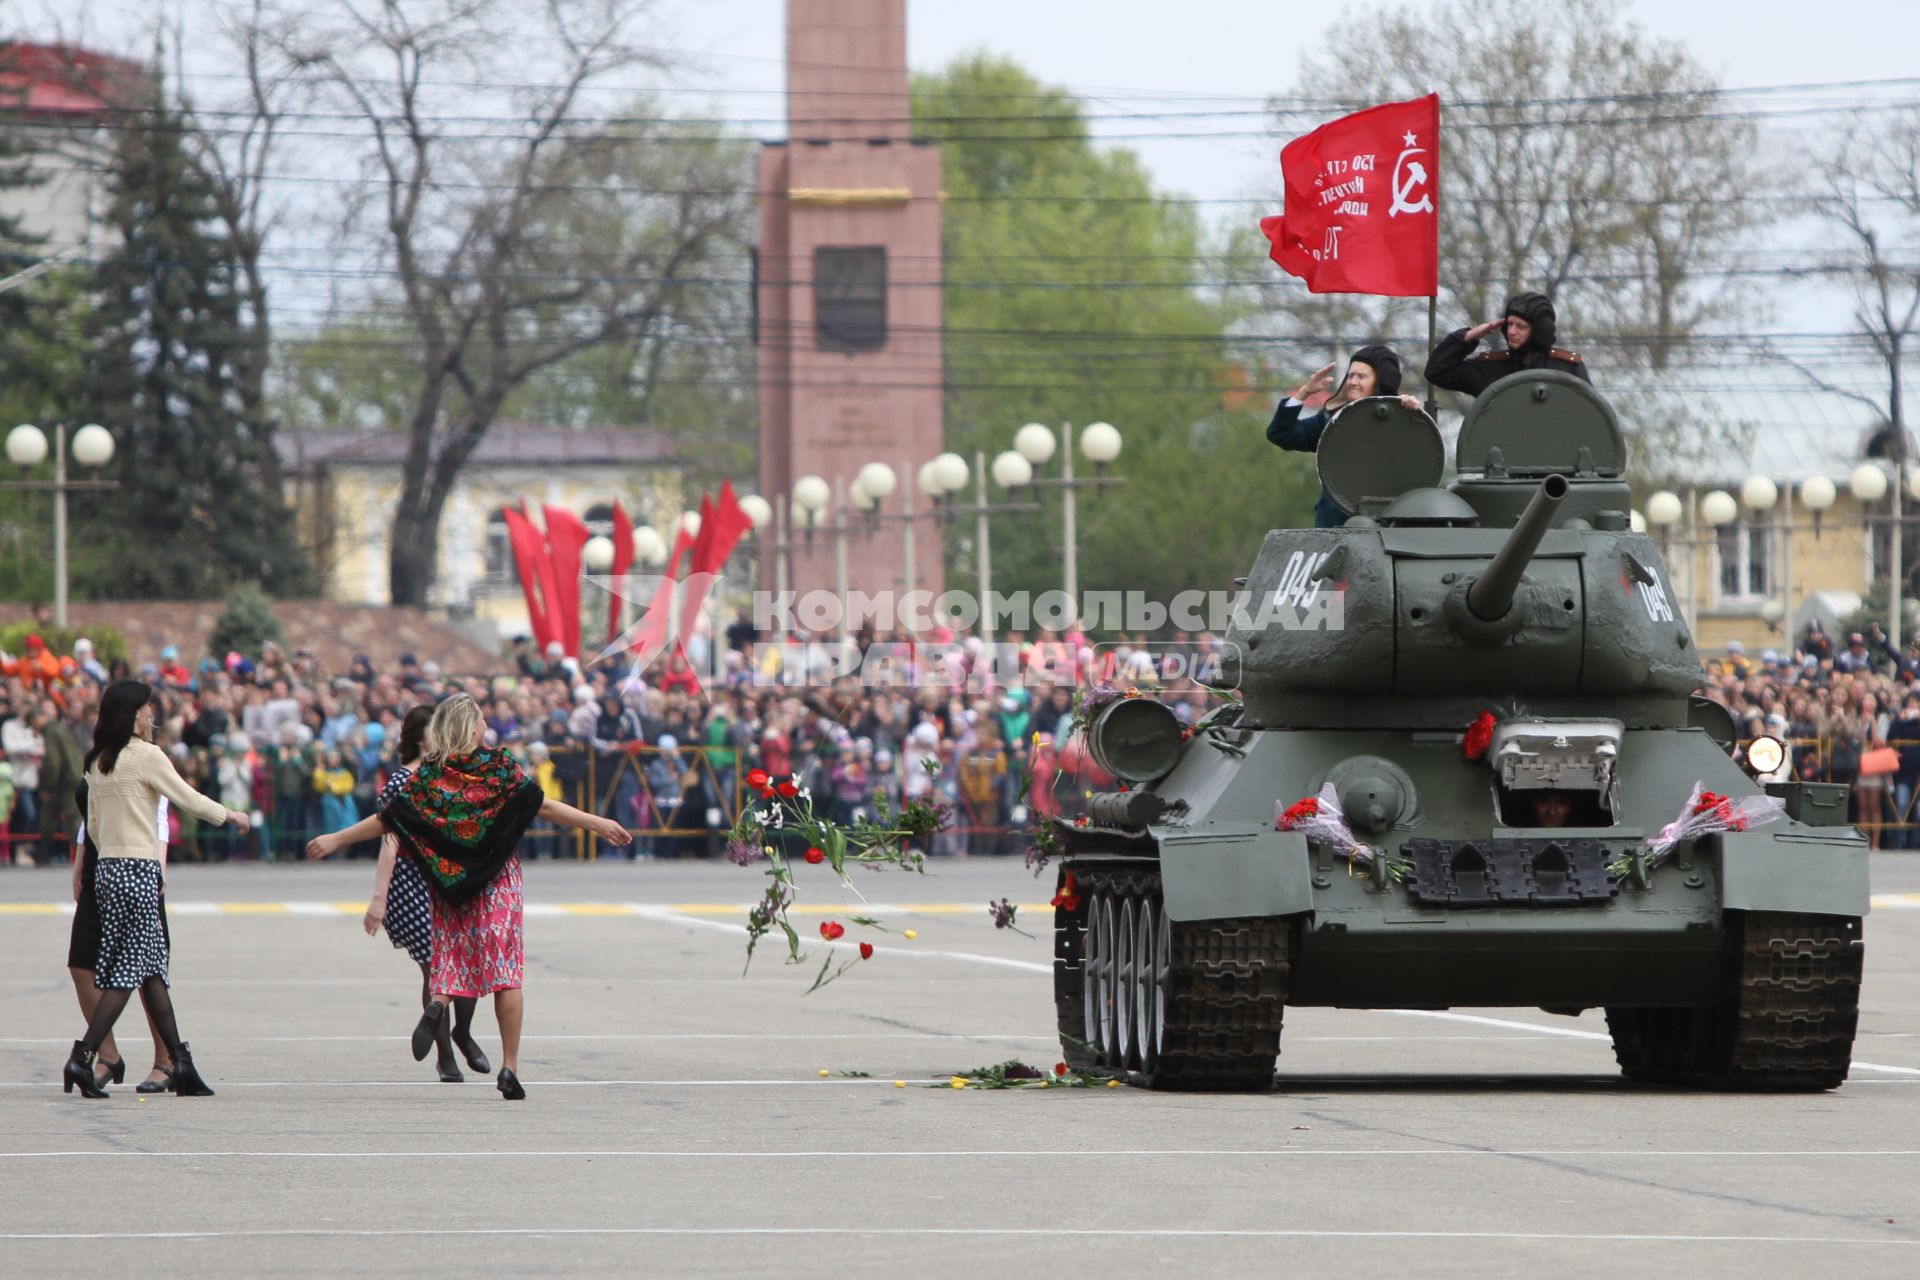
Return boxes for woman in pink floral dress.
[308,694,628,1099]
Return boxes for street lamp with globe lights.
[997,420,1126,605]
[3,422,118,626]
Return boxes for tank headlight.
[1746,735,1786,775]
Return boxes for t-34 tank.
[1054,371,1867,1091]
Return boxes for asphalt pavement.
[2,853,1918,1278]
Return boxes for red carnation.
[776,780,798,798]
[858,942,874,960]
[819,920,845,941]
[1050,871,1081,913]
[747,768,771,791]
[1054,1062,1068,1077]
[1278,797,1319,830]
[804,846,825,865]
[1693,790,1727,814]
[1462,711,1497,761]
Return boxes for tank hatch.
[1315,397,1445,517]
[1455,370,1625,478]
[1379,487,1478,527]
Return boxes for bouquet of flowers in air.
[1640,781,1786,871]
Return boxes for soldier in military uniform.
[1425,291,1591,396]
[1267,345,1422,528]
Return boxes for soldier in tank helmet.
[1267,345,1423,528]
[1425,291,1591,396]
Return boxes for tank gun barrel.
[1465,473,1570,622]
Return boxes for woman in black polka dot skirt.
[62,681,252,1099]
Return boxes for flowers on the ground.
[858,942,874,960]
[989,896,1034,938]
[819,920,845,941]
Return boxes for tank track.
[1605,911,1863,1092]
[1053,861,1290,1091]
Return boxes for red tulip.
[776,780,799,798]
[1054,1062,1068,1077]
[858,942,874,960]
[747,768,770,791]
[804,846,825,865]
[819,920,845,941]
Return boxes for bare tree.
[269,0,746,606]
[1804,108,1920,450]
[1249,0,1769,474]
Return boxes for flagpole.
[1425,292,1439,418]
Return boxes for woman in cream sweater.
[62,680,250,1099]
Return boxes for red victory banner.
[1260,93,1439,297]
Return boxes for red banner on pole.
[542,505,591,658]
[501,505,558,654]
[606,501,635,650]
[1259,93,1439,297]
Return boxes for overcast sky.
[58,0,1918,211]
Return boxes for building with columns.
[756,0,945,613]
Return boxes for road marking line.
[1,1227,1914,1246]
[4,1149,1918,1160]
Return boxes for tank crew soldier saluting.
[1267,345,1421,528]
[1425,291,1591,396]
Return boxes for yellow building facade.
[278,426,686,638]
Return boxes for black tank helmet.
[1346,344,1403,397]
[1502,292,1558,356]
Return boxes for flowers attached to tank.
[1630,780,1786,873]
[1462,711,1497,761]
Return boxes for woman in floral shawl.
[307,694,630,1099]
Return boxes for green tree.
[76,80,315,598]
[912,55,1317,616]
[208,583,286,657]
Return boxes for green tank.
[1054,371,1868,1091]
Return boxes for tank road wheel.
[1115,895,1138,1068]
[1133,895,1162,1075]
[1054,863,1290,1090]
[1607,912,1863,1092]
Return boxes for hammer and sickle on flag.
[1389,130,1434,218]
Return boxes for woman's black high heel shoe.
[496,1068,525,1101]
[437,1060,465,1084]
[165,1043,216,1097]
[136,1067,174,1095]
[63,1042,109,1099]
[95,1055,126,1087]
[411,1000,448,1062]
[452,1030,490,1074]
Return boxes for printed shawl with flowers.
[379,747,545,907]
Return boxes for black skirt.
[68,847,169,970]
[92,859,169,990]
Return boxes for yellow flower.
[1106,1078,1122,1089]
[904,929,918,940]
[894,1080,906,1088]
[949,1077,968,1089]
[818,1068,830,1078]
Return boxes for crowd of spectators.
[1703,619,1920,849]
[0,614,1229,866]
[9,605,1917,866]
